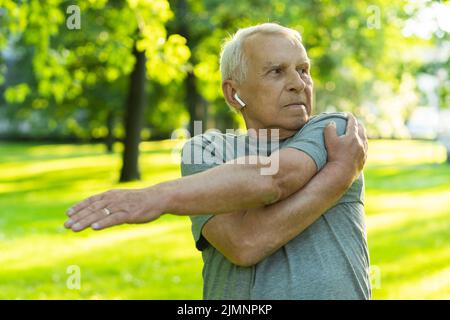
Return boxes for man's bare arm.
[64,149,315,230]
[156,147,317,215]
[159,114,362,217]
[203,121,368,267]
[66,111,359,232]
[64,115,364,233]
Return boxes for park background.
[0,0,449,299]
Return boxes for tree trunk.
[105,110,114,153]
[186,71,206,134]
[173,0,207,134]
[119,46,147,182]
[447,149,450,164]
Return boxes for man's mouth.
[284,102,307,110]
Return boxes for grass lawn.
[0,139,449,299]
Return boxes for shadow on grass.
[0,142,175,164]
[0,161,179,198]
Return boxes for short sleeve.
[281,113,348,171]
[180,136,218,251]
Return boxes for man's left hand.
[64,188,163,232]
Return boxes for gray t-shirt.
[180,112,371,300]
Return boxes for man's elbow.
[267,169,299,204]
[227,249,259,268]
[263,175,283,205]
[250,160,283,206]
[267,149,319,202]
[224,240,263,267]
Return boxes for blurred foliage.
[0,0,448,140]
[0,0,190,140]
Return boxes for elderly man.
[65,23,370,300]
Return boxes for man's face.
[238,33,313,138]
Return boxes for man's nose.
[287,70,306,92]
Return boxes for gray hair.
[220,23,303,84]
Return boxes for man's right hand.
[324,113,368,185]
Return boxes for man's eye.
[271,68,282,74]
[299,68,308,74]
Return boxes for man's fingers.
[67,193,106,216]
[70,207,122,232]
[358,123,369,165]
[91,212,128,231]
[70,212,104,232]
[357,122,368,150]
[358,123,368,150]
[324,121,338,146]
[64,200,110,228]
[345,113,358,136]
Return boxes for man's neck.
[244,118,300,141]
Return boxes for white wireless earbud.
[234,93,246,108]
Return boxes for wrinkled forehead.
[244,32,308,68]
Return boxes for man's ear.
[222,80,243,112]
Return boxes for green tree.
[0,0,190,181]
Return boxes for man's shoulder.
[307,112,348,126]
[296,112,348,137]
